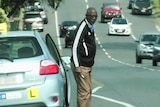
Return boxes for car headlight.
[140,44,147,49]
[147,6,153,9]
[154,46,160,50]
[73,25,77,30]
[110,26,114,30]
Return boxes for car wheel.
[65,42,68,48]
[108,30,111,35]
[136,55,142,63]
[131,9,135,15]
[152,60,157,66]
[101,17,104,23]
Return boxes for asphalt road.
[41,0,160,107]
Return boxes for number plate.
[0,74,23,85]
[141,8,146,12]
[0,92,22,100]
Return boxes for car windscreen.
[0,37,43,59]
[62,21,78,26]
[136,0,150,2]
[105,4,120,9]
[24,13,41,19]
[112,19,127,24]
[141,35,159,42]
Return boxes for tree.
[0,8,10,30]
[1,0,27,17]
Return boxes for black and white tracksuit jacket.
[71,19,96,67]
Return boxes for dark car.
[128,0,135,9]
[59,21,78,37]
[65,30,76,48]
[135,32,160,64]
[131,0,152,15]
[152,37,160,66]
[101,2,122,23]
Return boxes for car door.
[45,33,71,106]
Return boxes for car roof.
[62,20,78,23]
[61,21,79,25]
[142,32,160,35]
[0,31,38,37]
[25,11,41,14]
[103,2,120,6]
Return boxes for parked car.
[23,11,44,32]
[59,20,79,37]
[131,0,152,15]
[0,31,71,107]
[107,17,132,36]
[152,37,160,66]
[65,29,76,48]
[24,6,48,24]
[101,2,122,23]
[128,0,135,9]
[135,32,160,64]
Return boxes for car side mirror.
[135,40,139,43]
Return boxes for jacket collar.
[85,19,95,32]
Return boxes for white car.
[23,11,44,32]
[108,17,132,36]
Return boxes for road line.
[92,94,135,107]
[54,10,63,55]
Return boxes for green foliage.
[0,8,9,23]
[0,8,10,30]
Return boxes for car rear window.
[24,13,41,19]
[0,37,43,59]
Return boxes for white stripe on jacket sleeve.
[72,21,86,67]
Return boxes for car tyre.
[65,42,68,48]
[101,16,104,23]
[152,60,157,66]
[136,55,142,63]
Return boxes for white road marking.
[55,10,63,55]
[92,94,135,107]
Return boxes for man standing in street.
[70,7,98,107]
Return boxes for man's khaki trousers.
[71,63,92,107]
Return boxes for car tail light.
[40,60,59,75]
[40,11,45,15]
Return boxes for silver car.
[23,11,44,32]
[0,31,71,107]
[135,32,160,63]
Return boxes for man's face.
[86,10,97,25]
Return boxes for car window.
[24,13,41,19]
[141,35,158,42]
[104,4,120,9]
[157,38,160,44]
[112,19,127,24]
[45,34,61,65]
[0,37,43,59]
[62,21,78,26]
[136,0,150,2]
